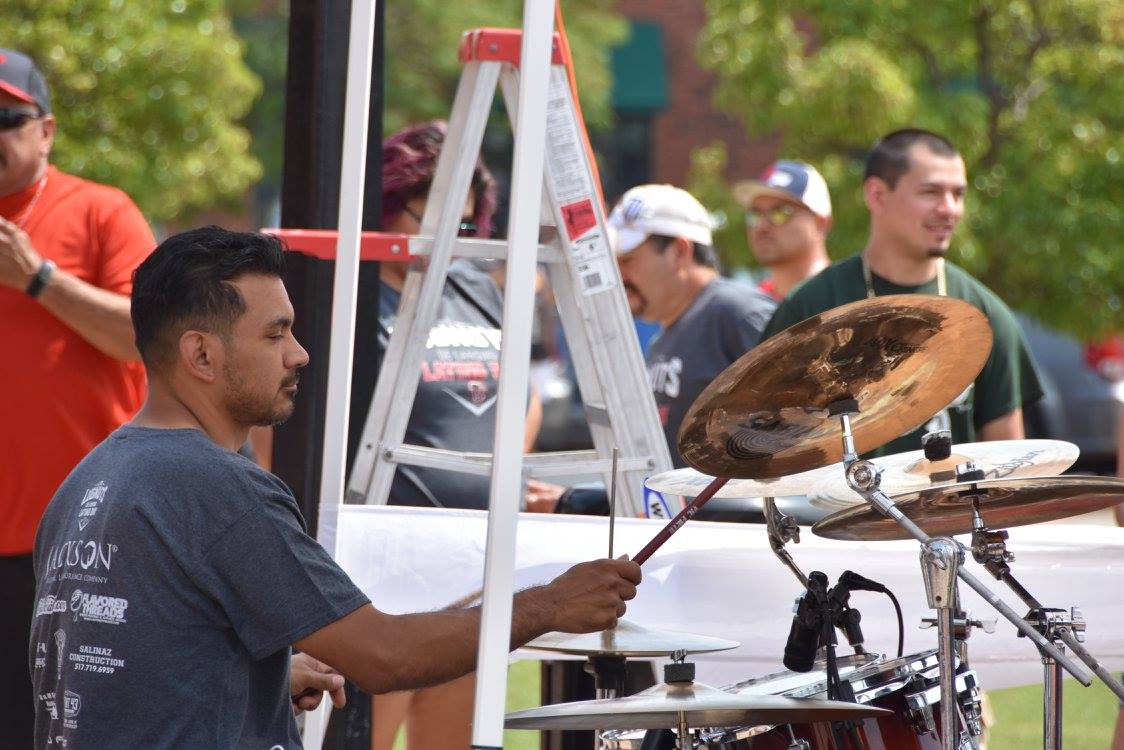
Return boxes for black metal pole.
[276,0,384,536]
[277,1,385,747]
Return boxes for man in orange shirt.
[0,48,154,745]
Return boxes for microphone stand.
[764,497,809,587]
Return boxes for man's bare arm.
[295,558,639,695]
[978,408,1024,441]
[35,270,140,361]
[0,218,140,361]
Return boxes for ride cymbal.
[505,680,890,731]
[678,295,992,479]
[812,475,1124,541]
[525,619,738,657]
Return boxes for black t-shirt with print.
[379,262,507,509]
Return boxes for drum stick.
[633,476,729,565]
[608,448,618,559]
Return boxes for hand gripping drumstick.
[633,476,730,565]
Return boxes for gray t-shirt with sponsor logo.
[29,426,369,749]
[647,277,775,467]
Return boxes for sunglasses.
[745,204,798,228]
[0,107,41,131]
[403,206,479,237]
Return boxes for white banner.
[335,505,1124,691]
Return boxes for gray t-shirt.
[647,277,776,467]
[30,426,369,749]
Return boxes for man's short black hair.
[131,226,286,370]
[649,234,721,270]
[864,129,960,188]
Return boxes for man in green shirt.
[761,129,1043,456]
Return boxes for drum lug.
[785,724,811,750]
[911,703,938,735]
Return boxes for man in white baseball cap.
[608,184,774,467]
[734,160,832,301]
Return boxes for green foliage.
[696,0,1124,338]
[4,0,262,222]
[687,141,750,271]
[383,0,627,134]
[230,0,287,192]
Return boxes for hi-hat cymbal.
[505,680,890,731]
[525,619,739,657]
[812,475,1124,541]
[678,295,993,479]
[644,439,1078,511]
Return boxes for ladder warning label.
[543,69,614,297]
[560,199,596,241]
[545,68,593,204]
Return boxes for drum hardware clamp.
[832,401,1092,750]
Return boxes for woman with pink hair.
[371,121,552,749]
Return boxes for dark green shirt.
[761,255,1044,457]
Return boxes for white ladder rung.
[407,236,564,263]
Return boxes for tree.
[225,0,625,223]
[383,0,627,134]
[696,0,1124,338]
[5,0,261,222]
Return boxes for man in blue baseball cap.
[735,159,833,302]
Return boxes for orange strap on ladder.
[554,2,606,210]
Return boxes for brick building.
[600,1,777,198]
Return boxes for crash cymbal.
[678,295,992,479]
[812,475,1124,541]
[644,439,1077,510]
[525,619,739,657]
[805,439,1079,512]
[505,680,890,731]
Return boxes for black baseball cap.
[0,49,50,113]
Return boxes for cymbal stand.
[831,408,1093,746]
[764,497,809,587]
[585,655,627,701]
[919,537,965,749]
[664,662,699,750]
[586,655,626,750]
[970,508,1124,748]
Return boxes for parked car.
[1017,315,1122,474]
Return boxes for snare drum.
[600,651,982,750]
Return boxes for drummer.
[761,129,1043,453]
[27,226,643,748]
